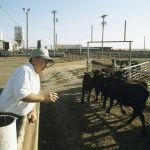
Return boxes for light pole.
[23,8,30,55]
[91,25,93,41]
[101,14,107,58]
[55,31,58,51]
[124,20,126,41]
[52,10,58,57]
[144,36,146,51]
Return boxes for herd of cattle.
[81,67,149,137]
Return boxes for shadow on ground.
[38,85,150,150]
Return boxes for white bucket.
[0,115,17,150]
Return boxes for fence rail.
[122,61,150,79]
[89,59,150,80]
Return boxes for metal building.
[14,26,23,46]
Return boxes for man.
[0,48,59,123]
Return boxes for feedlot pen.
[0,57,150,150]
[39,59,150,150]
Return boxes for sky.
[0,0,150,50]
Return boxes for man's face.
[33,57,50,73]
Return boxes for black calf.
[104,77,149,136]
[81,72,93,103]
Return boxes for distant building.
[56,44,82,50]
[0,30,4,40]
[0,40,10,51]
[37,40,44,48]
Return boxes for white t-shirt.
[0,63,40,116]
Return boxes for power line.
[0,4,20,25]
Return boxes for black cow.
[81,72,93,103]
[92,70,110,106]
[81,70,109,104]
[104,77,149,136]
[109,70,148,112]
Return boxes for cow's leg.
[95,89,99,101]
[81,88,86,104]
[99,91,103,100]
[119,103,126,115]
[87,88,92,102]
[126,111,137,124]
[102,93,108,109]
[127,110,146,136]
[137,111,146,137]
[105,97,114,113]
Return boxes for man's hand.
[27,111,37,123]
[44,92,59,102]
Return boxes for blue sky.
[0,0,150,49]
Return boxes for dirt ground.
[1,57,150,150]
[38,62,150,150]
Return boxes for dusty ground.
[39,61,150,150]
[1,57,150,150]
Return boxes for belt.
[0,112,22,119]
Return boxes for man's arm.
[21,92,58,103]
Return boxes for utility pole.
[91,25,93,41]
[124,20,126,41]
[101,14,107,58]
[144,36,146,51]
[52,10,58,57]
[56,33,57,50]
[23,8,30,55]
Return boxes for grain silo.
[14,26,23,46]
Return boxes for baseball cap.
[30,48,54,63]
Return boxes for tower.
[14,26,23,46]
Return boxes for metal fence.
[89,59,150,80]
[122,61,150,79]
